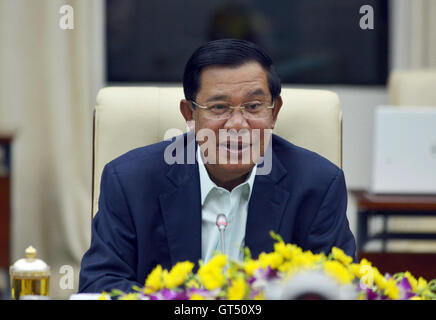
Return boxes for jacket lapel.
[159,133,290,265]
[245,151,290,258]
[159,134,202,268]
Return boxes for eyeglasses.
[190,100,274,120]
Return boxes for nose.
[223,108,250,131]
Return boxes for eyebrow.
[204,89,268,103]
[247,88,268,97]
[205,94,229,103]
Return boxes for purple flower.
[265,266,278,279]
[398,277,412,292]
[255,266,278,280]
[358,282,367,291]
[160,289,189,300]
[145,289,190,300]
[187,287,221,299]
[365,288,379,300]
[189,288,210,295]
[138,292,149,300]
[250,289,261,299]
[397,277,416,299]
[403,292,416,300]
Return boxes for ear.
[180,99,195,131]
[180,99,193,121]
[271,95,283,129]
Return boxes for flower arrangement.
[101,232,436,300]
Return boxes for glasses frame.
[190,100,275,120]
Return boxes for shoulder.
[271,134,342,183]
[108,139,172,175]
[104,133,195,187]
[106,131,197,188]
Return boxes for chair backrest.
[92,86,342,217]
[388,69,436,105]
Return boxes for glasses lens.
[202,103,273,120]
[243,103,271,119]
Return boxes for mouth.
[218,141,252,153]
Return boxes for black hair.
[183,39,281,102]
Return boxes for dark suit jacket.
[79,133,356,293]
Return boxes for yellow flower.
[293,251,322,269]
[253,292,264,300]
[373,268,387,290]
[404,271,418,292]
[274,242,293,260]
[163,261,194,289]
[272,239,304,261]
[331,247,353,266]
[244,259,261,276]
[207,254,227,268]
[288,245,304,260]
[226,264,240,279]
[417,277,428,292]
[227,278,246,300]
[314,252,326,263]
[348,263,362,278]
[198,254,227,290]
[186,279,200,289]
[97,292,110,300]
[144,265,164,294]
[356,291,367,300]
[189,293,205,300]
[421,289,432,299]
[359,258,372,267]
[323,260,354,284]
[259,252,283,270]
[119,293,139,300]
[410,296,422,300]
[384,279,399,300]
[348,258,376,288]
[278,261,294,274]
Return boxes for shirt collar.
[197,147,257,205]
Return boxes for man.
[79,39,356,293]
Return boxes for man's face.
[180,61,282,185]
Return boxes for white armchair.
[388,69,436,105]
[92,86,342,217]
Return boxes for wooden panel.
[352,190,436,211]
[358,252,436,281]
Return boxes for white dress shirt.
[197,147,257,263]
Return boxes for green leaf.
[243,247,252,261]
[132,285,142,292]
[110,289,125,298]
[393,273,404,281]
[428,279,436,291]
[269,230,283,242]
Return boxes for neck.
[204,164,252,191]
